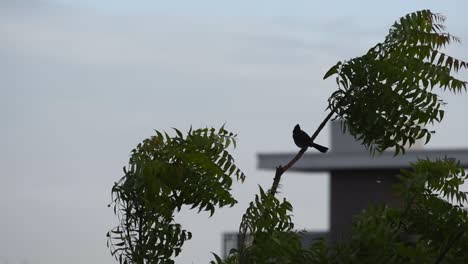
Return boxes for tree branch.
[269,110,335,195]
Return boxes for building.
[257,121,468,242]
[221,231,328,259]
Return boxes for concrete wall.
[329,169,402,242]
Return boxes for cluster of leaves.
[307,158,468,264]
[324,10,468,154]
[212,187,315,264]
[209,159,468,264]
[106,10,468,264]
[397,159,468,263]
[208,11,468,264]
[107,126,245,264]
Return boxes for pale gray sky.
[2,1,468,263]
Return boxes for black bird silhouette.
[293,124,328,153]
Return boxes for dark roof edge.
[258,148,468,172]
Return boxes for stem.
[269,110,335,195]
[138,211,144,264]
[237,109,335,261]
[124,202,135,260]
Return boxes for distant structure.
[257,121,468,242]
[221,231,328,258]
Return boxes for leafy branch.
[107,9,468,264]
[234,9,468,264]
[271,9,467,195]
[107,126,245,263]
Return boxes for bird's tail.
[310,142,328,153]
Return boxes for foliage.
[107,126,245,264]
[233,187,307,263]
[107,9,468,264]
[306,158,468,264]
[324,10,468,154]
[215,159,468,264]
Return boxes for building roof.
[258,122,468,172]
[258,148,468,172]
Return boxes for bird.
[293,124,328,153]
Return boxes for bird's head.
[294,124,300,131]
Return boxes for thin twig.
[269,110,335,195]
[237,109,335,261]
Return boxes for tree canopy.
[107,10,468,264]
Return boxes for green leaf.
[172,127,183,138]
[323,62,342,79]
[210,253,223,264]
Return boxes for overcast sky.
[2,1,468,263]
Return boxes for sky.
[1,0,468,263]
